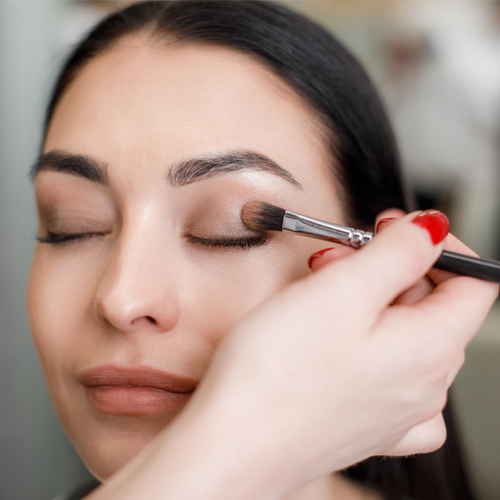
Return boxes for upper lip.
[78,365,198,394]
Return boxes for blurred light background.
[0,1,499,499]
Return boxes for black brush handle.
[434,250,500,283]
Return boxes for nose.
[94,232,181,334]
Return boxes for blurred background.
[0,1,499,499]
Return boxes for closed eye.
[187,234,269,250]
[37,231,102,244]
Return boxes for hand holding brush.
[242,202,500,283]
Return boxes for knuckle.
[427,414,447,452]
[389,413,447,456]
[421,423,447,454]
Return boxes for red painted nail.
[411,210,449,244]
[375,217,397,233]
[307,248,334,269]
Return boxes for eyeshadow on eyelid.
[43,211,110,228]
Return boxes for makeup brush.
[241,201,500,283]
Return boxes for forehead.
[44,36,337,199]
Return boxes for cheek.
[27,248,99,387]
[182,238,314,366]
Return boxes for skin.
[28,35,382,498]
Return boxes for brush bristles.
[241,201,286,232]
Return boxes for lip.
[79,365,198,416]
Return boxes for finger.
[374,208,406,234]
[375,208,406,225]
[375,217,481,289]
[318,211,448,316]
[409,269,498,346]
[308,246,357,272]
[394,228,497,325]
[375,217,398,234]
[392,276,434,306]
[385,412,447,456]
[375,216,480,287]
[377,213,436,306]
[413,229,499,342]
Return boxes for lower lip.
[85,386,192,416]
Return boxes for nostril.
[145,316,156,325]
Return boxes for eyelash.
[186,235,269,250]
[37,232,270,250]
[37,232,97,244]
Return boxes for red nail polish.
[411,210,449,244]
[307,248,334,269]
[375,217,397,233]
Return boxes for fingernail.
[411,210,449,244]
[375,217,397,233]
[307,248,334,269]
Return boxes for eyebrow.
[31,149,302,189]
[167,151,302,188]
[30,150,108,184]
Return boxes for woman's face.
[28,36,344,479]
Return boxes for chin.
[66,408,182,481]
[79,421,166,480]
[83,433,153,481]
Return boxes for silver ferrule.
[282,211,373,248]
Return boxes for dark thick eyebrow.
[30,150,108,184]
[167,151,302,189]
[30,149,302,189]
